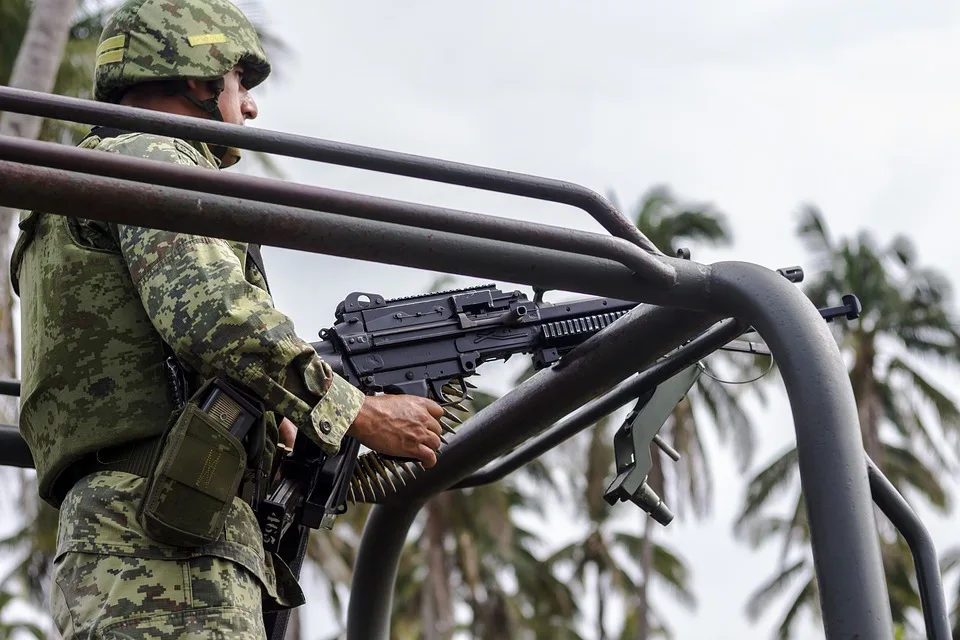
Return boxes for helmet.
[94,0,271,104]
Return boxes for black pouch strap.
[71,436,162,479]
[53,436,163,502]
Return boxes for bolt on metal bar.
[454,317,749,490]
[867,456,950,640]
[0,135,675,285]
[0,85,662,255]
[0,160,700,303]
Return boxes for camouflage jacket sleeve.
[99,133,365,454]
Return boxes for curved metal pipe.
[0,135,675,284]
[0,161,701,303]
[867,457,951,640]
[0,86,661,255]
[347,305,721,638]
[349,262,895,639]
[705,262,893,639]
[454,318,748,490]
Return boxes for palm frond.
[734,447,799,537]
[775,578,818,640]
[744,557,809,621]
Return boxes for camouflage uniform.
[10,1,366,637]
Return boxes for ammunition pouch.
[137,377,265,547]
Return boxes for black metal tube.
[0,161,704,304]
[347,305,720,638]
[0,425,33,469]
[454,317,749,490]
[867,457,951,640]
[0,135,675,285]
[0,86,661,254]
[705,261,893,639]
[0,379,20,397]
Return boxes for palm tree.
[546,416,696,640]
[735,205,960,638]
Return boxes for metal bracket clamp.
[602,364,702,525]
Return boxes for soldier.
[10,0,445,637]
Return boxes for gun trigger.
[429,379,448,402]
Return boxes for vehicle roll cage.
[0,85,949,639]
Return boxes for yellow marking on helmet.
[188,33,228,47]
[95,49,124,67]
[96,35,126,57]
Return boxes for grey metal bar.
[0,425,33,469]
[0,112,898,635]
[348,304,720,639]
[0,135,675,284]
[0,160,699,303]
[0,379,20,397]
[705,261,893,639]
[454,318,749,490]
[349,262,894,639]
[0,86,662,254]
[867,456,950,640]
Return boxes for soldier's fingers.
[417,445,438,468]
[421,430,442,452]
[278,417,298,449]
[422,398,445,419]
[423,417,442,437]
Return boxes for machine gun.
[258,283,642,552]
[257,276,857,554]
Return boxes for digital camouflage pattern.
[52,471,302,639]
[13,132,366,506]
[13,130,365,635]
[94,0,271,103]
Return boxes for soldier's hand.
[347,395,445,467]
[278,417,298,451]
[273,418,298,483]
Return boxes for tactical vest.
[11,131,272,507]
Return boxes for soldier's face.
[216,65,259,126]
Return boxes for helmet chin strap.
[179,78,241,168]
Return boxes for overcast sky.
[232,1,960,639]
[7,0,960,638]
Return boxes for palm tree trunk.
[0,0,78,140]
[596,568,606,640]
[637,448,665,640]
[421,498,453,640]
[637,516,654,640]
[0,0,79,422]
[851,334,883,466]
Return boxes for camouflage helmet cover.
[94,0,271,103]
